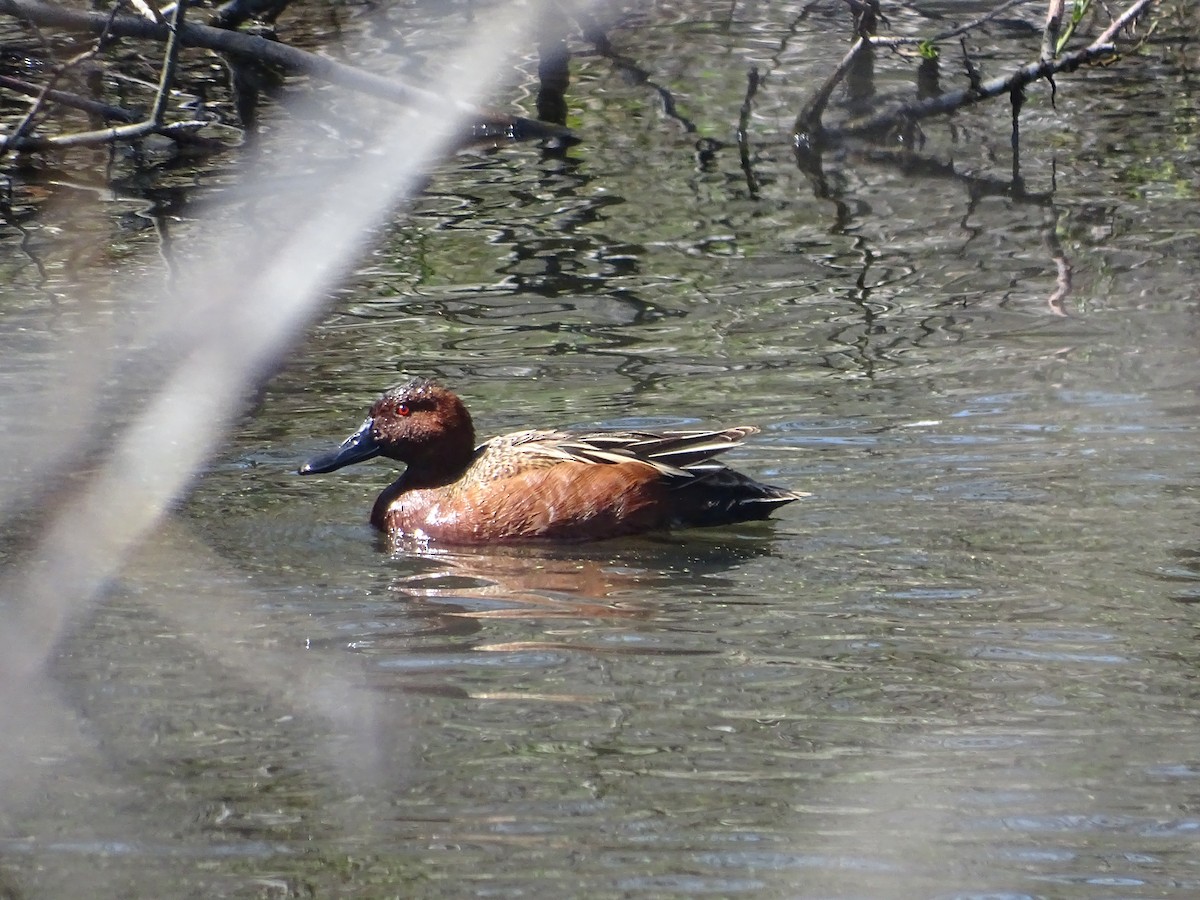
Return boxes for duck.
[299,378,807,544]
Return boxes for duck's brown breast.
[380,460,671,543]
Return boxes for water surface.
[3,2,1200,897]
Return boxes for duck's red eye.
[396,403,411,417]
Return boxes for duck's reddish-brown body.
[300,379,806,545]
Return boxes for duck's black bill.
[299,418,381,474]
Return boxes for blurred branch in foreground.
[0,3,538,794]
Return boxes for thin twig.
[149,0,186,126]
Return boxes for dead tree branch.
[0,0,206,152]
[0,0,571,145]
[1,4,122,154]
[813,0,1153,143]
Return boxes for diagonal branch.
[148,0,186,126]
[794,36,869,143]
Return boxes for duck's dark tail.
[670,467,809,529]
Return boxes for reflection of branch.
[0,188,49,287]
[567,4,699,135]
[0,0,571,143]
[827,0,1152,140]
[1047,252,1072,316]
[1044,207,1073,315]
[797,140,1075,316]
[737,66,761,198]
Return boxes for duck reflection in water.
[299,378,807,546]
[382,537,789,667]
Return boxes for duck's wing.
[574,427,760,472]
[478,427,762,480]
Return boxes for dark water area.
[3,1,1200,897]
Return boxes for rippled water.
[4,1,1200,898]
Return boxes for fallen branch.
[1,3,122,154]
[0,0,571,144]
[0,0,211,152]
[817,0,1153,142]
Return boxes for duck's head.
[299,378,476,478]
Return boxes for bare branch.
[0,0,571,143]
[149,0,186,126]
[0,0,207,152]
[825,0,1153,141]
[1,5,122,157]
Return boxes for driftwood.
[0,0,572,152]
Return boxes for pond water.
[2,1,1200,898]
